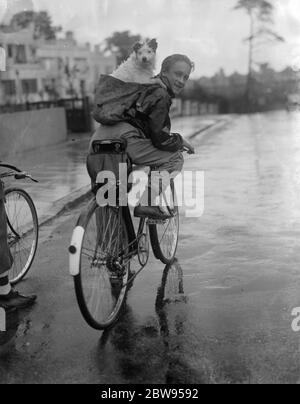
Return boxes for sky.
[1,0,300,78]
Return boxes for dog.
[111,38,158,84]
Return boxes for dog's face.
[133,39,157,65]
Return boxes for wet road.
[1,111,300,384]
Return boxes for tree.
[181,80,208,102]
[104,31,142,65]
[9,10,62,40]
[233,0,284,111]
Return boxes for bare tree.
[233,0,284,111]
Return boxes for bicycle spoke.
[5,189,38,284]
[156,214,178,259]
[158,221,172,245]
[149,187,179,264]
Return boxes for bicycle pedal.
[147,219,167,225]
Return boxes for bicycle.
[69,138,183,330]
[0,163,39,285]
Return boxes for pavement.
[2,115,228,226]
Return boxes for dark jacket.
[92,75,183,153]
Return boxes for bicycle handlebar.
[0,163,22,173]
[0,163,38,182]
[182,145,195,154]
[15,173,38,183]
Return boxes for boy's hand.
[182,138,195,154]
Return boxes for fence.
[170,98,219,118]
[0,96,221,135]
[0,97,92,133]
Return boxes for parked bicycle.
[69,138,186,330]
[0,163,39,284]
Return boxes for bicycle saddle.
[92,139,127,154]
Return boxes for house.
[0,23,46,104]
[37,32,116,100]
[0,26,117,105]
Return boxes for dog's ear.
[148,38,158,52]
[133,41,142,53]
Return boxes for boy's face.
[162,61,191,95]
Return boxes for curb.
[38,184,92,227]
[187,118,229,140]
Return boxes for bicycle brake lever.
[14,173,39,183]
[28,175,39,183]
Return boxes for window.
[74,58,87,64]
[0,46,6,71]
[21,79,38,94]
[29,45,36,58]
[43,58,55,70]
[80,80,86,96]
[7,44,13,59]
[2,80,16,96]
[15,45,26,64]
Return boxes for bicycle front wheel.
[4,187,39,285]
[149,186,179,265]
[69,199,130,330]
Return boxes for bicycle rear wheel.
[69,199,130,330]
[4,187,39,285]
[149,185,179,265]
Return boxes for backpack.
[92,75,143,125]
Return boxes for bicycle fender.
[69,226,85,276]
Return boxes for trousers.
[87,122,184,185]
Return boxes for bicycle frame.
[85,140,149,276]
[122,205,141,254]
[108,177,177,265]
[69,140,184,329]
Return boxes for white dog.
[111,39,158,84]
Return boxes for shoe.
[134,205,171,220]
[0,289,37,310]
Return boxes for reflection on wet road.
[0,309,19,348]
[1,111,300,384]
[95,260,202,384]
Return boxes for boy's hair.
[161,54,195,73]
